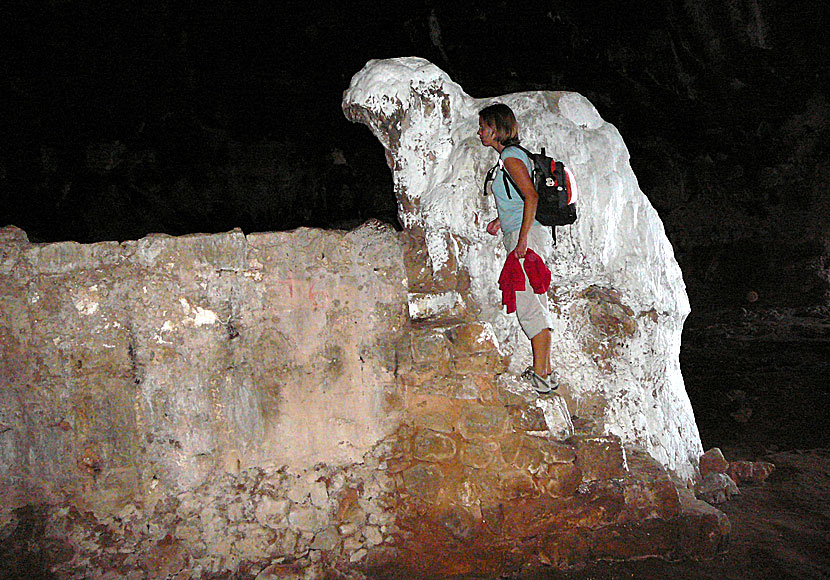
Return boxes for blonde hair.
[479,103,520,146]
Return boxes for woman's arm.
[503,156,538,257]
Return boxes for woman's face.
[478,117,497,148]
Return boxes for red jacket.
[498,249,551,313]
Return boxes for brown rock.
[412,429,457,463]
[255,562,305,580]
[411,375,480,400]
[403,232,435,292]
[507,404,548,432]
[696,472,740,504]
[77,448,103,476]
[539,530,591,568]
[514,440,548,474]
[538,463,581,498]
[619,448,681,521]
[499,433,524,465]
[139,534,189,578]
[677,487,731,559]
[498,469,539,499]
[437,504,479,540]
[401,464,444,501]
[459,439,498,469]
[411,411,455,434]
[402,230,458,294]
[590,518,677,561]
[446,321,498,354]
[458,404,509,440]
[571,435,627,482]
[452,351,507,375]
[699,447,729,477]
[558,480,625,528]
[409,329,452,367]
[727,460,775,485]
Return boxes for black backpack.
[485,144,578,229]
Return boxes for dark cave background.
[2,0,829,451]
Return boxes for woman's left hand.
[514,235,528,258]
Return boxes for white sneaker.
[521,367,556,394]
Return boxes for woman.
[478,103,555,393]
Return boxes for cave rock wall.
[343,57,701,480]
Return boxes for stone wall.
[0,219,728,579]
[0,222,407,507]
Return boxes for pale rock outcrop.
[344,57,701,481]
[0,223,408,509]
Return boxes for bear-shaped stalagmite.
[343,57,700,480]
[336,57,726,578]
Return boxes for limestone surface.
[343,57,701,481]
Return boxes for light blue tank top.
[491,145,543,234]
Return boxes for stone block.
[535,395,575,440]
[364,524,384,546]
[403,232,435,292]
[559,480,625,528]
[335,487,365,528]
[459,439,499,470]
[311,526,341,551]
[539,530,591,569]
[437,504,479,540]
[411,429,457,463]
[514,440,548,475]
[255,497,291,528]
[410,375,480,400]
[498,469,539,499]
[401,464,444,502]
[402,229,458,294]
[589,518,677,561]
[619,448,681,521]
[407,291,467,322]
[451,351,507,376]
[446,321,499,355]
[409,329,452,365]
[288,505,327,534]
[541,440,579,464]
[572,435,628,482]
[410,411,455,434]
[507,404,548,433]
[457,404,509,440]
[538,462,581,498]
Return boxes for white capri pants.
[502,224,554,340]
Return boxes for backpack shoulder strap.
[500,145,531,199]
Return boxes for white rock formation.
[343,57,702,481]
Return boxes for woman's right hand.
[486,218,501,236]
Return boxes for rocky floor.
[528,305,830,580]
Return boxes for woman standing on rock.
[478,103,555,394]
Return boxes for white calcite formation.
[343,57,701,481]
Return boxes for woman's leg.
[504,225,554,378]
[531,328,551,377]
